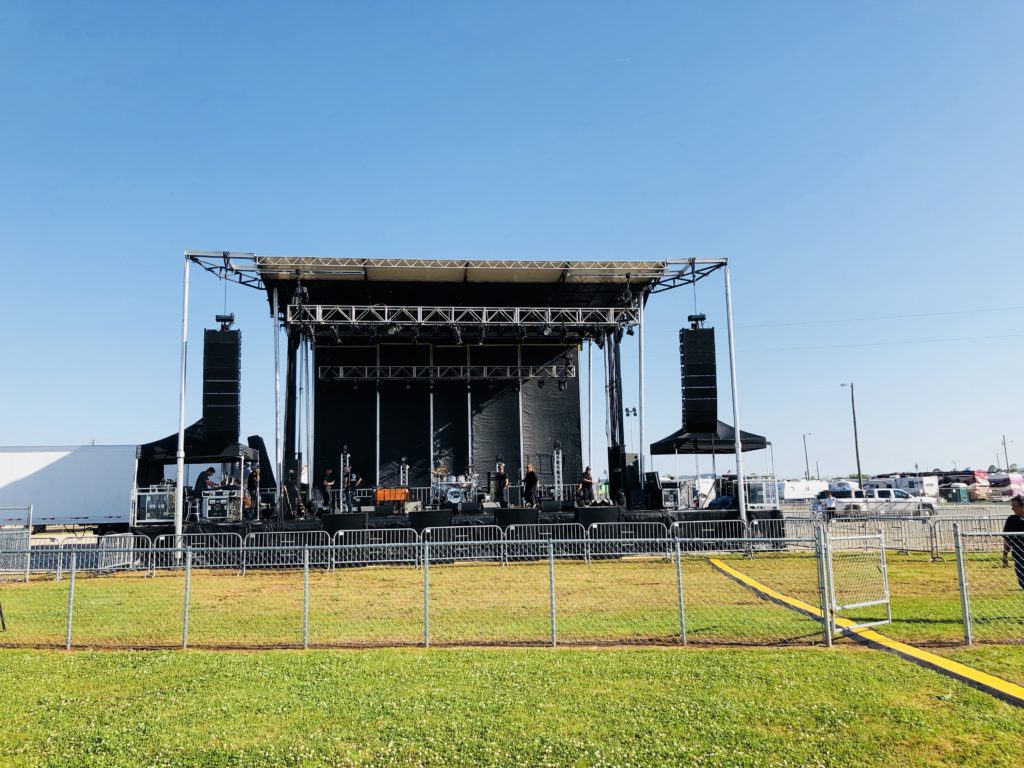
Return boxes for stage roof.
[185,252,727,296]
[650,421,769,455]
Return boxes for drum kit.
[431,463,482,507]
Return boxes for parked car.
[811,487,936,517]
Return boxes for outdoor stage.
[157,253,765,540]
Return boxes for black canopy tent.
[136,419,267,488]
[650,420,768,456]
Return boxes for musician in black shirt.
[1002,495,1024,591]
[523,463,540,508]
[494,464,509,508]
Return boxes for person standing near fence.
[1001,495,1024,590]
[494,463,510,508]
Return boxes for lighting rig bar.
[318,364,577,381]
[288,304,639,327]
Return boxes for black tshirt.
[1004,514,1024,557]
[247,472,260,495]
[494,473,507,492]
[321,472,336,491]
[524,471,539,490]
[193,474,210,496]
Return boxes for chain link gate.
[820,528,891,639]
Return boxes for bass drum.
[445,487,466,505]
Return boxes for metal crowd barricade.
[244,531,332,569]
[670,519,749,552]
[931,516,1007,559]
[97,533,152,572]
[56,536,101,577]
[505,523,586,560]
[0,529,31,579]
[588,522,670,559]
[333,528,420,566]
[422,525,504,563]
[153,532,244,571]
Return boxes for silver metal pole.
[182,548,192,649]
[429,345,435,485]
[953,523,973,645]
[23,504,32,582]
[518,345,525,482]
[466,346,473,472]
[422,538,430,647]
[638,297,646,483]
[174,256,190,544]
[375,344,381,486]
[65,552,76,650]
[548,539,557,647]
[308,336,315,486]
[723,265,746,523]
[588,341,593,469]
[273,289,283,509]
[675,539,686,644]
[303,546,310,649]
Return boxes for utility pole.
[841,383,862,481]
[802,433,812,481]
[1003,434,1012,472]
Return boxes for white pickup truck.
[812,487,938,517]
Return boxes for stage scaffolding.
[172,253,746,540]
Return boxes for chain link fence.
[4,520,1024,650]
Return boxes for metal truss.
[650,260,726,294]
[186,251,263,289]
[318,364,577,381]
[288,304,639,327]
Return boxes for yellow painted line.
[709,558,1024,708]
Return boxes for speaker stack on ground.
[321,513,369,535]
[574,507,621,527]
[409,509,452,532]
[494,508,539,527]
[679,327,717,433]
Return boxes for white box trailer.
[0,445,136,531]
[894,476,940,498]
[778,479,829,502]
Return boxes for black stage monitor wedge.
[203,328,241,438]
[679,327,717,433]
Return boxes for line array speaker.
[203,329,241,437]
[679,328,717,433]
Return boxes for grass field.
[2,647,1024,768]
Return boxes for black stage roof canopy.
[650,421,768,455]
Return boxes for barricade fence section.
[955,528,1024,646]
[1,535,850,650]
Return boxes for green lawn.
[1,647,1023,768]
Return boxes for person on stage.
[343,465,362,512]
[578,466,595,505]
[494,463,510,508]
[193,467,218,497]
[523,463,540,508]
[321,467,337,510]
[245,467,261,520]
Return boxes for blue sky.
[1,1,1021,480]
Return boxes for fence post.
[65,552,76,650]
[23,509,31,582]
[548,539,557,647]
[928,518,940,562]
[56,543,64,582]
[675,538,687,644]
[814,525,833,647]
[953,523,973,646]
[422,538,430,648]
[182,548,192,649]
[302,546,310,649]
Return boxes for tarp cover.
[137,420,258,464]
[650,420,768,455]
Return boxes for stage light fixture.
[542,324,553,336]
[558,379,567,392]
[352,381,359,390]
[331,327,341,344]
[537,379,545,389]
[626,325,635,336]
[387,323,400,336]
[405,381,412,390]
[452,325,463,344]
